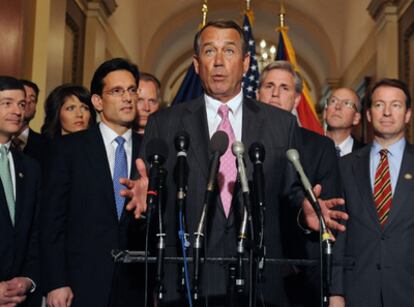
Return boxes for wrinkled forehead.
[199,26,243,47]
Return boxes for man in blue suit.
[330,79,414,307]
[41,58,144,307]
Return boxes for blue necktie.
[113,136,127,220]
[335,146,341,157]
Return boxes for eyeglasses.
[103,87,138,97]
[327,96,358,111]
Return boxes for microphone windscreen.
[249,142,265,163]
[174,131,190,152]
[210,130,229,156]
[286,148,300,163]
[146,138,169,162]
[232,141,245,156]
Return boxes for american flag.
[241,14,260,99]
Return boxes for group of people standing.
[0,18,413,307]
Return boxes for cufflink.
[404,173,412,180]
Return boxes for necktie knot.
[218,104,230,119]
[115,136,126,147]
[335,146,341,157]
[379,149,389,158]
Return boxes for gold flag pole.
[200,0,208,29]
[277,1,288,31]
[245,0,254,24]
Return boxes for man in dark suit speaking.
[123,20,347,306]
[330,79,414,307]
[41,58,144,307]
[0,76,41,306]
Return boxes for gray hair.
[259,61,303,94]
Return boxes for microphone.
[193,130,228,300]
[248,142,266,276]
[286,149,333,285]
[286,149,323,219]
[249,142,265,209]
[231,141,251,293]
[174,131,190,209]
[144,138,168,306]
[174,131,191,292]
[145,138,169,221]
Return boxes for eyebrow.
[201,41,238,48]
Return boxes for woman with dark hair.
[41,84,96,139]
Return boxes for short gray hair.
[259,61,303,94]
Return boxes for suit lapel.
[119,132,141,222]
[10,148,24,226]
[85,127,118,221]
[181,98,210,178]
[241,98,263,176]
[353,145,382,230]
[385,143,414,229]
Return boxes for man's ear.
[293,93,301,109]
[193,55,200,75]
[91,94,103,112]
[352,112,361,126]
[366,109,371,124]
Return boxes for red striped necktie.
[373,149,392,227]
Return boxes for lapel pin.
[18,172,24,178]
[404,173,412,180]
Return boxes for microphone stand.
[154,167,167,303]
[304,192,332,307]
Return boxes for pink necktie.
[217,104,236,217]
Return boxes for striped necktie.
[0,145,15,225]
[373,149,392,227]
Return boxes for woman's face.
[60,95,91,135]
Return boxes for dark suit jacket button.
[381,234,386,240]
[376,264,381,270]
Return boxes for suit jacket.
[23,129,48,166]
[282,128,340,307]
[41,126,145,307]
[141,96,300,306]
[0,147,41,306]
[331,142,414,306]
[351,136,365,152]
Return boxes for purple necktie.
[217,104,236,217]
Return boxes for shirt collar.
[372,137,406,157]
[205,90,243,118]
[0,141,12,154]
[99,122,132,146]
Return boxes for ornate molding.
[77,0,117,17]
[368,0,398,20]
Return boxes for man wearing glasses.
[41,58,145,307]
[324,88,365,156]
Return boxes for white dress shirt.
[337,135,354,157]
[99,123,132,178]
[205,90,243,141]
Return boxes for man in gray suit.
[124,20,347,306]
[330,78,413,307]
